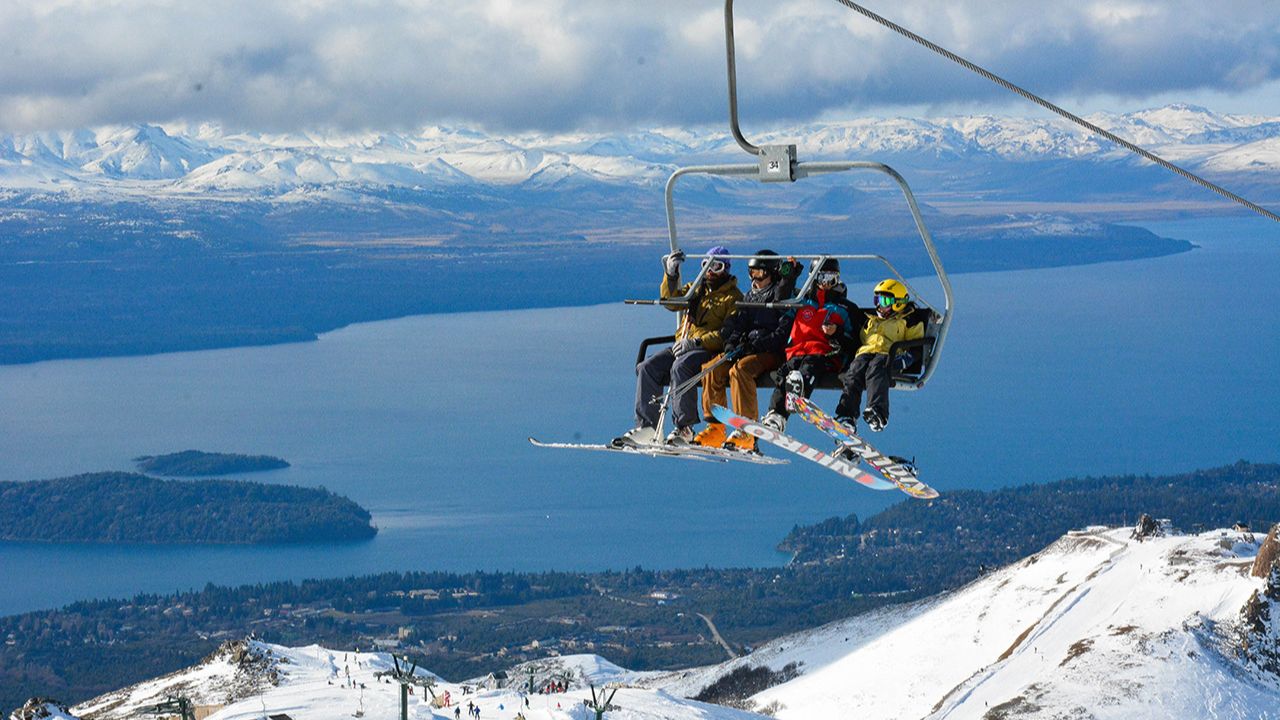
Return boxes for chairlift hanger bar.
[724,0,1277,223]
[625,253,933,311]
[663,162,952,312]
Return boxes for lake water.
[1,215,1278,617]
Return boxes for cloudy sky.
[1,0,1277,134]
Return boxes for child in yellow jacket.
[834,279,924,432]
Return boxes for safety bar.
[662,161,953,389]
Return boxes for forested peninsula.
[0,472,375,544]
[134,450,289,476]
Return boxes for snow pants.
[635,347,714,429]
[701,351,783,422]
[836,352,893,421]
[766,355,838,418]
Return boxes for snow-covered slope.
[66,641,764,720]
[1,104,1277,199]
[39,525,1280,720]
[657,525,1280,719]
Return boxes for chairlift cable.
[829,0,1280,224]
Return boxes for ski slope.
[55,525,1280,720]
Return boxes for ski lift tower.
[585,684,621,720]
[137,696,195,720]
[375,654,437,720]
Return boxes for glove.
[662,250,686,276]
[779,257,800,280]
[671,337,701,355]
[745,329,765,351]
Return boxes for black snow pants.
[835,352,892,421]
[635,347,714,429]
[766,355,839,418]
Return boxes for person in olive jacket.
[613,246,742,447]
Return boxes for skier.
[760,258,856,432]
[613,246,742,446]
[693,250,800,452]
[834,278,924,432]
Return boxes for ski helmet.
[702,245,731,273]
[747,249,781,275]
[811,257,840,287]
[873,278,909,311]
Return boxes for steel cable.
[830,0,1280,223]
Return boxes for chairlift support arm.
[661,161,954,390]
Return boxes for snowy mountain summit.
[38,524,1280,720]
[1,105,1277,198]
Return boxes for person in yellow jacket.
[834,278,924,432]
[613,246,742,447]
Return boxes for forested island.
[133,450,290,476]
[2,461,1277,713]
[0,472,375,545]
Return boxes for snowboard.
[709,405,895,491]
[787,394,940,499]
[528,437,788,466]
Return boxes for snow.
[69,643,765,720]
[655,528,1279,720]
[62,526,1280,720]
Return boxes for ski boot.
[723,429,758,454]
[761,411,786,432]
[666,425,696,445]
[862,406,887,432]
[783,370,805,412]
[693,422,727,448]
[612,426,658,448]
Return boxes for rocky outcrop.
[9,699,77,720]
[1130,514,1162,541]
[1238,523,1280,677]
[1251,523,1280,579]
[202,639,282,688]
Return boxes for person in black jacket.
[694,250,800,452]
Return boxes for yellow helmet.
[873,278,909,311]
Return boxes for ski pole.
[649,347,742,407]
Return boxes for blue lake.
[1,215,1277,617]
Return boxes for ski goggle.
[875,293,901,308]
[701,259,728,274]
[814,271,840,286]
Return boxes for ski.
[528,437,788,466]
[787,394,940,499]
[709,405,895,491]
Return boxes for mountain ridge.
[2,104,1278,199]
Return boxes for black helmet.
[747,249,781,274]
[810,257,839,274]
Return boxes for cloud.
[0,0,1277,133]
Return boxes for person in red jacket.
[759,259,857,432]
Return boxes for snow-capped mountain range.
[28,523,1280,720]
[1,104,1277,199]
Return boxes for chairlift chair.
[626,0,954,439]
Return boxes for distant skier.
[834,278,925,433]
[693,249,800,452]
[613,246,742,446]
[760,258,856,432]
